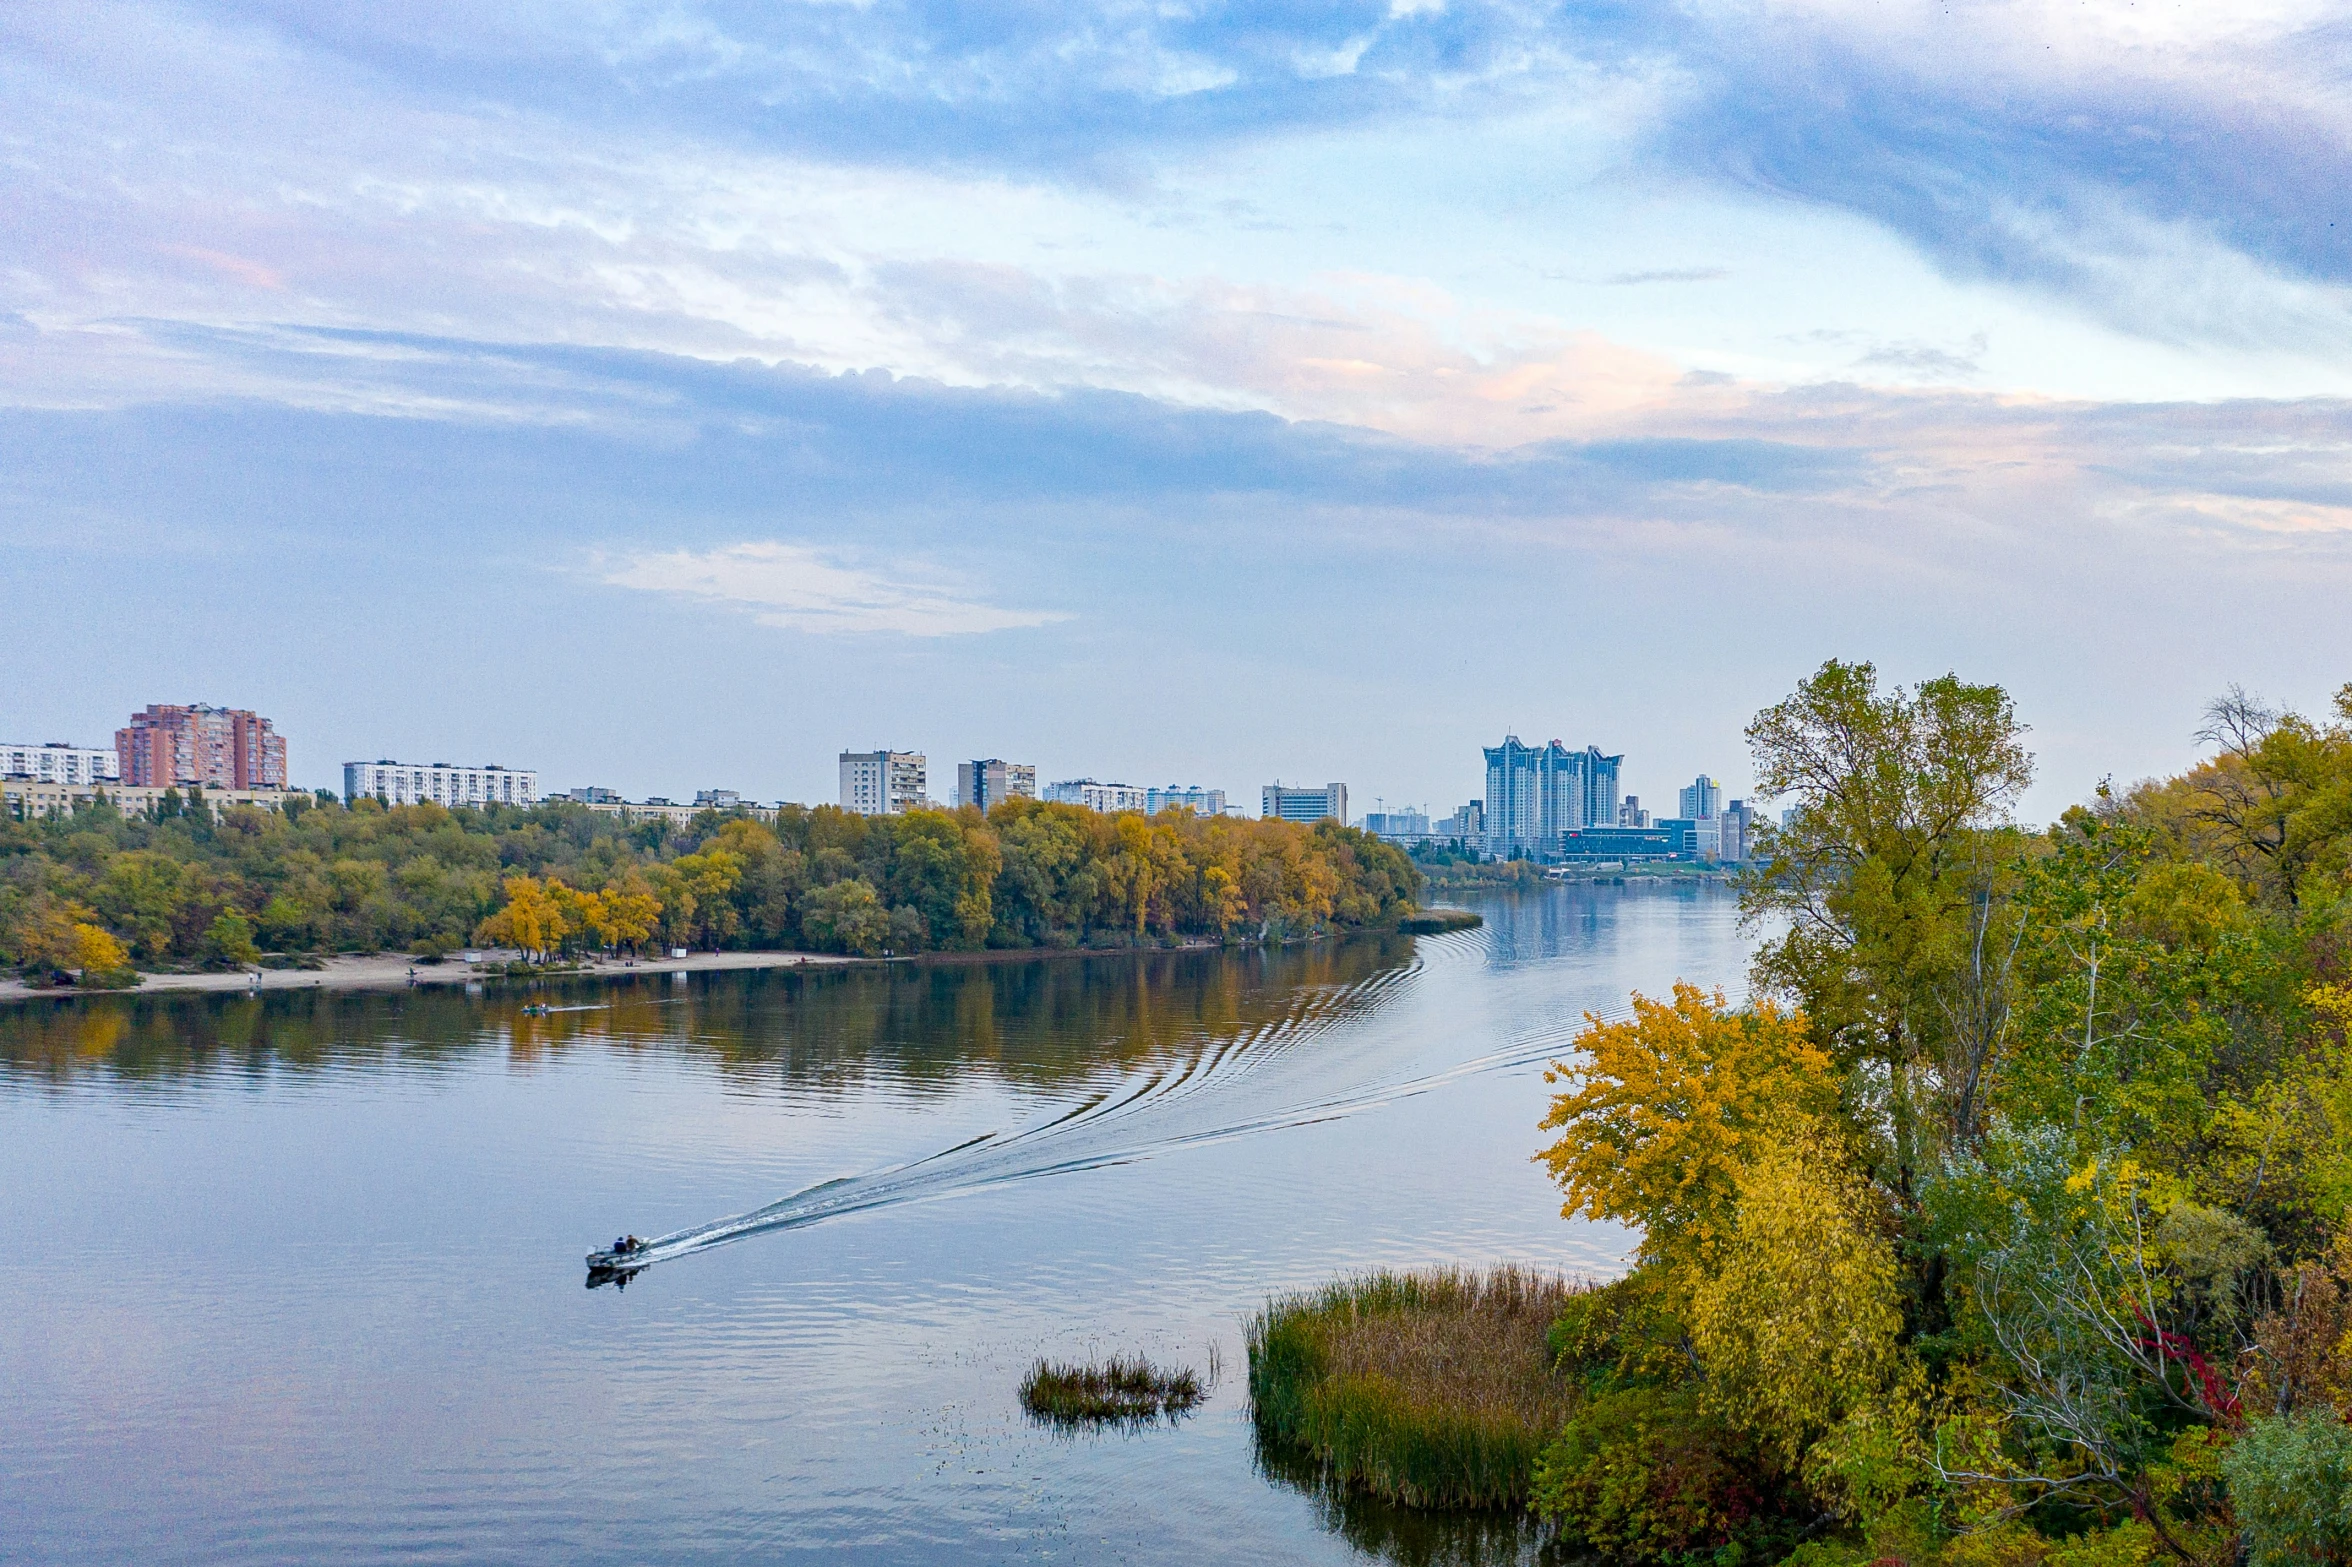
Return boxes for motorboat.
[585,1233,653,1284]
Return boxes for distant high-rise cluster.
[1481,737,1620,858]
[117,704,287,791]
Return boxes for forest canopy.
[1533,662,2352,1566]
[0,794,1420,975]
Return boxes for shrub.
[2224,1410,2352,1567]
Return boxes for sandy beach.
[0,948,860,1003]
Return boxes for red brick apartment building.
[115,705,289,791]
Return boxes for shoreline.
[0,910,1483,1007]
[0,948,862,1004]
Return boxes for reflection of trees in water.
[1252,1435,1569,1567]
[0,938,1417,1091]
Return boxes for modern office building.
[0,742,119,785]
[1145,784,1226,815]
[343,760,538,808]
[956,759,1038,812]
[840,750,927,815]
[118,704,288,791]
[1482,737,1621,857]
[1679,774,1724,821]
[1558,826,1676,862]
[1263,782,1347,825]
[1618,794,1652,829]
[1043,778,1149,814]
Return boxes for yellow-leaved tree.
[1535,982,1836,1268]
[475,875,568,962]
[1686,1126,1918,1515]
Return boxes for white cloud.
[594,541,1067,635]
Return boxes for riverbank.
[0,947,859,1003]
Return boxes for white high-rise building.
[344,760,538,808]
[841,750,928,815]
[0,742,119,786]
[1043,778,1149,814]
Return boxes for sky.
[4,1,2350,821]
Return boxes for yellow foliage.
[72,923,130,975]
[474,874,569,960]
[1535,983,1837,1262]
[1686,1125,1907,1475]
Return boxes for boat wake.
[586,934,1625,1285]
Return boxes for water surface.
[1,882,1752,1565]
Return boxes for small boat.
[585,1233,654,1283]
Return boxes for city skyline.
[8,699,1757,837]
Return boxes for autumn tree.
[1743,658,2034,1178]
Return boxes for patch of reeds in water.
[1019,1356,1204,1427]
[1398,908,1483,934]
[1247,1266,1579,1512]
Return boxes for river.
[0,881,1754,1566]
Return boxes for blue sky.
[5,1,2350,818]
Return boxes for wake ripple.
[588,934,1626,1282]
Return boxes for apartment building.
[1145,784,1226,815]
[1482,737,1620,857]
[117,704,288,791]
[841,750,927,815]
[955,759,1038,812]
[1043,778,1149,814]
[0,741,119,785]
[343,760,538,808]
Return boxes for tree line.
[0,793,1420,980]
[1531,662,2352,1564]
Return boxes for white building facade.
[841,750,928,815]
[1043,778,1149,814]
[1263,781,1348,825]
[0,742,119,785]
[1145,785,1227,815]
[343,760,538,808]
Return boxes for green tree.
[1743,658,2034,1181]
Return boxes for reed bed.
[1247,1266,1579,1511]
[1019,1356,1204,1426]
[1398,909,1483,934]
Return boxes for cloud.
[1600,268,1731,286]
[593,541,1068,635]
